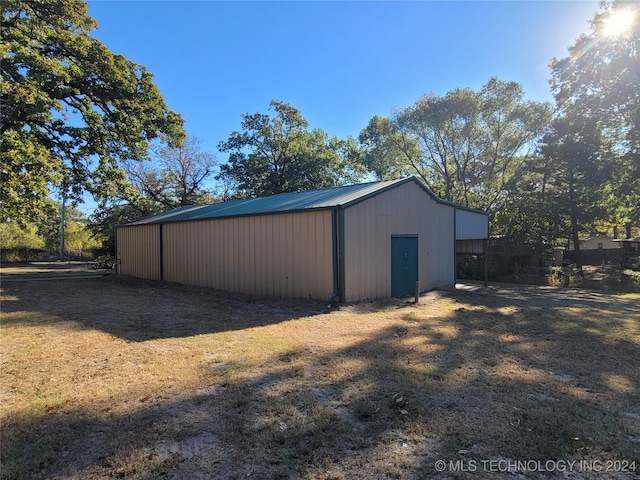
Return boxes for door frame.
[390,234,419,298]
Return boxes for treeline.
[1,0,638,268]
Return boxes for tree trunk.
[571,212,582,270]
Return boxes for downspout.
[327,208,339,307]
[453,208,457,287]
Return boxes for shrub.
[622,269,640,287]
[94,255,116,270]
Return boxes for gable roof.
[123,176,486,226]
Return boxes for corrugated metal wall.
[117,224,161,280]
[161,210,334,300]
[455,209,489,240]
[342,181,455,301]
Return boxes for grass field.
[1,266,639,479]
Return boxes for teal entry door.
[391,236,418,298]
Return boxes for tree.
[123,136,218,209]
[539,112,606,269]
[358,115,420,181]
[217,100,365,198]
[88,136,217,254]
[0,220,44,250]
[0,0,185,223]
[359,78,552,211]
[549,0,640,232]
[88,201,160,255]
[0,200,100,257]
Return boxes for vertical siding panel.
[342,181,455,301]
[168,223,178,283]
[251,216,257,295]
[192,223,198,285]
[263,215,273,297]
[195,222,202,286]
[322,211,333,297]
[206,222,213,288]
[237,218,245,293]
[167,223,174,283]
[222,218,229,291]
[280,214,287,297]
[219,218,226,290]
[237,218,244,293]
[286,214,294,298]
[248,217,256,295]
[256,215,266,297]
[263,215,271,296]
[213,220,220,289]
[242,217,251,294]
[240,217,248,294]
[294,214,304,297]
[234,217,241,293]
[173,223,181,283]
[275,215,284,298]
[225,218,233,292]
[247,217,254,295]
[186,223,192,285]
[174,223,182,284]
[314,212,324,297]
[228,218,235,293]
[117,224,160,280]
[302,213,312,298]
[198,223,204,286]
[165,224,172,282]
[178,223,186,284]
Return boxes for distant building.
[569,234,620,251]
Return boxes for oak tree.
[0,0,185,222]
[217,100,364,198]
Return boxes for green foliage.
[622,269,640,286]
[88,200,162,255]
[0,220,44,249]
[94,254,116,270]
[358,115,419,181]
[0,201,99,257]
[0,0,185,223]
[550,0,640,229]
[538,112,607,266]
[217,100,365,198]
[359,78,552,211]
[492,190,565,255]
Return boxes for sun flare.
[602,9,636,37]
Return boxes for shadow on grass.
[2,283,639,479]
[0,275,328,341]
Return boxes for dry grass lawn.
[1,265,639,479]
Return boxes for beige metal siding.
[342,181,455,301]
[161,210,334,300]
[117,224,161,280]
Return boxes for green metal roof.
[123,176,486,226]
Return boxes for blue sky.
[82,0,599,209]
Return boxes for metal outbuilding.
[117,176,488,302]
